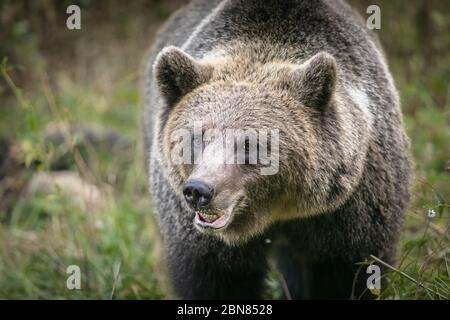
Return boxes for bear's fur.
[142,0,412,299]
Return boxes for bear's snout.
[183,179,214,210]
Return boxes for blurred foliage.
[0,0,448,299]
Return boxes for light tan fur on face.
[157,42,373,244]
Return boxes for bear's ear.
[153,46,213,106]
[289,52,337,110]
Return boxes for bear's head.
[153,46,364,245]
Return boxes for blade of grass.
[370,255,447,299]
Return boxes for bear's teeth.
[197,211,223,222]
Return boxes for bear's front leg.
[162,230,268,299]
[275,248,377,300]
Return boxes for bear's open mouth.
[196,209,228,228]
[197,209,224,223]
[194,195,244,230]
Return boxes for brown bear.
[142,0,411,299]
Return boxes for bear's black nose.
[183,180,214,210]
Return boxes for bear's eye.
[243,137,258,165]
[193,136,202,147]
[190,134,203,165]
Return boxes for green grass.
[0,61,163,299]
[0,1,448,300]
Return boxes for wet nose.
[183,180,214,210]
